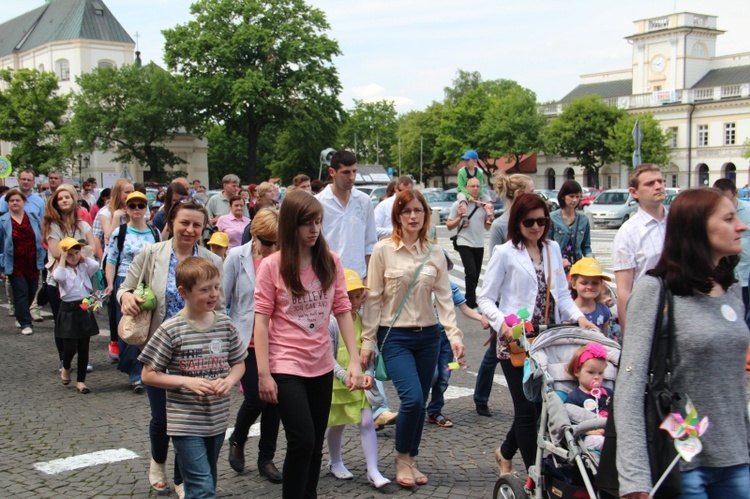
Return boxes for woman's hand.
[258,373,278,404]
[360,348,375,370]
[120,291,144,316]
[361,374,373,390]
[501,321,514,340]
[562,257,571,270]
[112,208,126,223]
[577,316,599,331]
[346,360,363,392]
[103,284,113,297]
[451,341,465,361]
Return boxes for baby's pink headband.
[578,342,607,368]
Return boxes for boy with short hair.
[139,257,246,498]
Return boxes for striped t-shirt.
[139,312,247,437]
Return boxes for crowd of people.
[1,155,749,499]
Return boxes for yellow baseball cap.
[569,257,611,281]
[344,269,368,292]
[207,231,230,248]
[126,191,148,204]
[58,237,84,253]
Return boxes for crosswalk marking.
[34,448,139,475]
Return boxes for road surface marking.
[225,423,260,441]
[34,448,139,475]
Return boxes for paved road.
[0,229,617,498]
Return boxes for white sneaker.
[21,327,33,335]
[32,309,44,322]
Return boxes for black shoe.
[476,404,492,417]
[228,438,245,472]
[259,461,283,484]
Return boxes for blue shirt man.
[0,169,45,219]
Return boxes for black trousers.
[274,371,333,499]
[499,359,541,470]
[456,245,484,308]
[62,338,90,383]
[232,348,281,466]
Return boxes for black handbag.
[596,278,681,498]
[36,281,49,307]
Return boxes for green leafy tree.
[68,62,197,182]
[605,113,671,168]
[477,82,546,172]
[443,69,482,105]
[0,68,69,173]
[163,0,343,183]
[544,95,626,187]
[391,102,445,184]
[337,99,398,166]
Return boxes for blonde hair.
[109,179,134,213]
[250,207,279,240]
[257,182,274,199]
[568,274,604,300]
[495,174,532,202]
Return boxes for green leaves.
[605,113,671,168]
[338,99,398,167]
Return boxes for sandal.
[410,461,429,486]
[149,457,168,492]
[60,368,71,385]
[495,447,515,475]
[76,384,91,394]
[427,413,453,428]
[394,457,416,488]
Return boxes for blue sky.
[7,0,750,112]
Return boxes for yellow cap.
[207,231,230,248]
[569,257,611,281]
[344,269,368,292]
[126,191,148,204]
[58,237,84,253]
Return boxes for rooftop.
[559,79,634,104]
[692,65,750,88]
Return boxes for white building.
[0,0,208,186]
[541,12,750,190]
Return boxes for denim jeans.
[113,275,141,383]
[678,464,750,498]
[8,274,38,328]
[173,434,224,499]
[145,385,182,485]
[427,328,453,416]
[474,332,499,406]
[378,324,440,456]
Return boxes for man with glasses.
[446,177,492,309]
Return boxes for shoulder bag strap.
[379,243,435,351]
[543,244,552,324]
[455,204,480,239]
[648,278,674,383]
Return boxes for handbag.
[118,247,155,349]
[36,281,49,307]
[596,278,681,498]
[374,244,434,381]
[507,244,552,368]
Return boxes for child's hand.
[183,377,215,396]
[361,374,373,390]
[480,314,490,330]
[586,429,605,436]
[210,377,232,397]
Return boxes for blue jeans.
[678,464,750,498]
[427,328,453,416]
[474,332,499,406]
[8,274,38,328]
[378,324,440,456]
[173,434,224,499]
[113,275,141,382]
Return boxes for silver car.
[585,189,637,228]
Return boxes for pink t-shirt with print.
[254,251,351,377]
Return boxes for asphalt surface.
[0,229,618,498]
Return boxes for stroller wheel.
[493,475,527,499]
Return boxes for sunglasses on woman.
[521,217,548,228]
[127,203,147,210]
[256,236,276,247]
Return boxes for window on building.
[697,125,708,147]
[667,127,678,148]
[98,60,115,69]
[724,123,736,146]
[671,175,678,188]
[55,59,70,81]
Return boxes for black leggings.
[499,359,540,470]
[48,285,64,361]
[62,338,90,383]
[274,371,333,499]
[456,245,484,307]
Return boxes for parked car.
[579,188,606,209]
[534,190,560,212]
[428,188,458,224]
[355,184,389,206]
[584,189,637,228]
[487,190,504,218]
[663,192,677,207]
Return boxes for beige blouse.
[361,237,462,351]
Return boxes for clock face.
[651,55,666,73]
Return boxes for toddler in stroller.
[493,325,620,499]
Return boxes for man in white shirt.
[316,150,377,279]
[612,164,667,333]
[373,176,413,239]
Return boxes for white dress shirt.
[612,207,667,282]
[373,195,397,238]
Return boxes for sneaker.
[21,327,33,335]
[132,380,145,394]
[86,362,94,373]
[108,341,120,362]
[32,309,44,322]
[14,320,20,328]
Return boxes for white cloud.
[350,83,386,99]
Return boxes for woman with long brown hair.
[254,190,362,498]
[93,178,134,248]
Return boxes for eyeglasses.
[400,208,425,217]
[256,236,276,247]
[521,217,548,228]
[127,203,147,210]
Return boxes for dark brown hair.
[649,188,738,296]
[508,193,551,250]
[557,180,582,208]
[278,190,335,297]
[4,189,26,203]
[167,201,209,234]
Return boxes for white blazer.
[223,242,256,349]
[478,239,583,333]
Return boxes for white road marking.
[465,370,508,387]
[225,423,260,441]
[443,386,474,400]
[34,448,139,475]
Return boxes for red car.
[579,188,606,208]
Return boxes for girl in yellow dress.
[326,269,390,489]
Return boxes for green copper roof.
[0,0,133,58]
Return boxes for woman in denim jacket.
[548,180,592,273]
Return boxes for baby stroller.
[493,325,620,499]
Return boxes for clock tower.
[626,13,724,94]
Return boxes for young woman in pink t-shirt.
[254,190,363,499]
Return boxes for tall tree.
[544,95,626,187]
[391,102,446,184]
[443,69,483,105]
[0,68,69,173]
[163,0,343,183]
[605,113,672,168]
[337,99,398,166]
[68,62,197,182]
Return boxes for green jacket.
[457,166,487,198]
